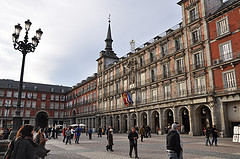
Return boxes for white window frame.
[223,69,237,91]
[216,16,229,37]
[219,40,232,62]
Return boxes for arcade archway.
[36,112,48,128]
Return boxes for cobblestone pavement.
[45,133,240,159]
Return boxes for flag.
[122,93,128,106]
[127,92,133,104]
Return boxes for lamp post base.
[9,116,22,140]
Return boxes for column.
[147,110,151,127]
[159,108,165,135]
[173,107,179,123]
[112,115,115,130]
[188,105,195,136]
[127,113,130,133]
[119,115,122,133]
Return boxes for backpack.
[75,128,80,134]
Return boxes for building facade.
[0,0,239,137]
[0,79,71,128]
[207,0,240,137]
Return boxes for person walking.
[70,127,75,139]
[75,125,82,144]
[88,128,93,140]
[98,126,102,137]
[128,127,139,158]
[211,125,218,146]
[34,128,50,158]
[106,129,114,151]
[62,128,66,142]
[205,127,212,146]
[65,127,71,145]
[166,123,182,159]
[139,125,145,142]
[50,126,56,139]
[4,124,37,159]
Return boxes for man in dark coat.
[98,126,102,137]
[128,127,139,158]
[211,125,218,146]
[166,123,182,159]
[106,129,114,151]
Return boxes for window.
[164,85,171,99]
[41,102,46,108]
[189,7,199,22]
[116,98,120,108]
[50,95,54,101]
[124,79,128,91]
[13,92,18,98]
[193,52,203,69]
[21,92,26,98]
[161,43,168,57]
[26,101,31,107]
[25,110,30,117]
[60,112,64,118]
[104,74,108,83]
[223,70,237,91]
[141,91,146,103]
[123,65,127,74]
[0,90,4,97]
[41,94,46,100]
[55,95,59,101]
[191,30,201,44]
[110,71,113,81]
[27,93,32,98]
[178,81,186,97]
[55,103,59,109]
[21,101,25,107]
[60,95,65,101]
[151,88,157,101]
[32,101,36,108]
[139,55,145,67]
[7,91,12,97]
[50,88,54,92]
[175,38,181,51]
[176,58,184,74]
[151,69,156,82]
[33,93,37,99]
[195,76,206,94]
[140,72,146,85]
[60,103,64,109]
[54,112,58,118]
[115,82,119,94]
[163,63,170,78]
[219,41,232,62]
[217,17,229,36]
[0,99,3,106]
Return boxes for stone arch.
[195,105,212,135]
[130,113,137,129]
[178,106,190,133]
[140,111,148,127]
[114,115,120,133]
[72,109,77,124]
[36,111,48,128]
[151,110,160,133]
[163,108,174,131]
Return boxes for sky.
[0,0,182,87]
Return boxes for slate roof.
[0,79,71,93]
[215,0,239,13]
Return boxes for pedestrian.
[50,126,55,139]
[85,127,88,136]
[205,127,212,146]
[65,127,71,145]
[211,125,218,146]
[44,127,48,139]
[88,128,93,140]
[176,122,183,159]
[55,126,59,139]
[75,125,82,144]
[62,128,66,142]
[47,127,51,139]
[4,124,37,159]
[106,126,112,139]
[128,127,139,158]
[146,125,151,138]
[34,128,50,158]
[135,126,139,134]
[181,124,185,133]
[98,126,102,137]
[70,127,75,139]
[139,125,145,142]
[166,123,182,159]
[106,129,114,151]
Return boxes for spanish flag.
[122,93,128,106]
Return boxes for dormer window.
[34,86,38,90]
[22,85,26,89]
[8,84,12,88]
[188,6,199,23]
[50,88,54,92]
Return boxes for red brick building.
[207,0,240,136]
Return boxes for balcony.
[214,83,239,93]
[190,61,204,70]
[190,34,202,45]
[212,51,240,65]
[193,85,206,95]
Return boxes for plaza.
[45,133,240,159]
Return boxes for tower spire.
[105,14,113,52]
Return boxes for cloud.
[0,0,182,86]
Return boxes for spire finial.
[108,14,111,23]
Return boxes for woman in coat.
[4,124,37,159]
[106,129,114,151]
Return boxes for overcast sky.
[0,0,182,87]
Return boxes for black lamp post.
[4,100,11,131]
[9,19,43,139]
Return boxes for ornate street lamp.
[9,20,43,139]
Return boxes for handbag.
[36,145,47,158]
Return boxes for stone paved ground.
[45,133,240,159]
